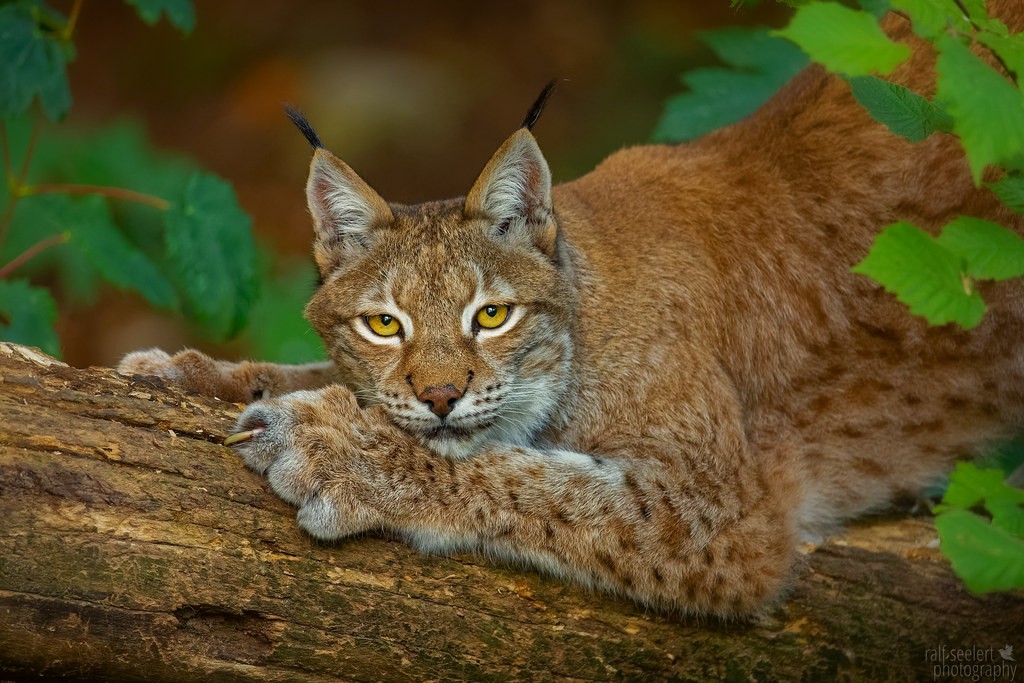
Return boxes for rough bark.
[0,341,1020,682]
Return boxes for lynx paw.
[118,347,288,403]
[118,348,180,380]
[227,386,404,539]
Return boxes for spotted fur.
[119,3,1024,616]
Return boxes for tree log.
[0,341,1021,682]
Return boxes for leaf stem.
[0,232,70,280]
[62,0,83,41]
[20,183,172,210]
[0,118,40,249]
[0,124,11,185]
[16,116,40,189]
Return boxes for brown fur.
[120,5,1024,616]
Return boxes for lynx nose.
[417,384,463,418]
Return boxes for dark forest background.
[56,0,788,367]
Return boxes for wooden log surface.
[1,341,1021,681]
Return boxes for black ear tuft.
[284,105,323,149]
[521,80,558,132]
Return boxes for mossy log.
[1,341,1021,681]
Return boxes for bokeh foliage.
[0,0,322,363]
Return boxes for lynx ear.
[465,129,556,257]
[306,148,393,273]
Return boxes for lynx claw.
[224,427,265,447]
[221,386,404,540]
[227,399,299,476]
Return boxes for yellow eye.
[476,304,510,329]
[366,314,401,337]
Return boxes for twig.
[0,232,69,280]
[15,118,39,190]
[1,123,11,184]
[63,0,83,41]
[20,183,171,211]
[0,119,40,248]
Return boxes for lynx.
[120,7,1024,616]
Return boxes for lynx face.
[303,130,576,458]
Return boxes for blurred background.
[51,0,788,368]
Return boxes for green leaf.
[941,462,1024,510]
[939,462,1024,538]
[976,31,1024,90]
[653,28,808,142]
[988,173,1024,213]
[936,35,1024,183]
[955,0,1008,35]
[852,222,986,329]
[858,0,891,19]
[164,172,258,339]
[0,278,60,356]
[989,499,1024,536]
[700,27,806,73]
[63,197,179,309]
[25,118,198,253]
[122,0,196,33]
[847,76,953,142]
[936,215,1024,281]
[55,125,198,277]
[774,2,910,77]
[0,2,72,120]
[3,193,102,303]
[937,458,1024,577]
[890,0,972,39]
[936,508,1024,593]
[955,0,988,21]
[4,194,178,308]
